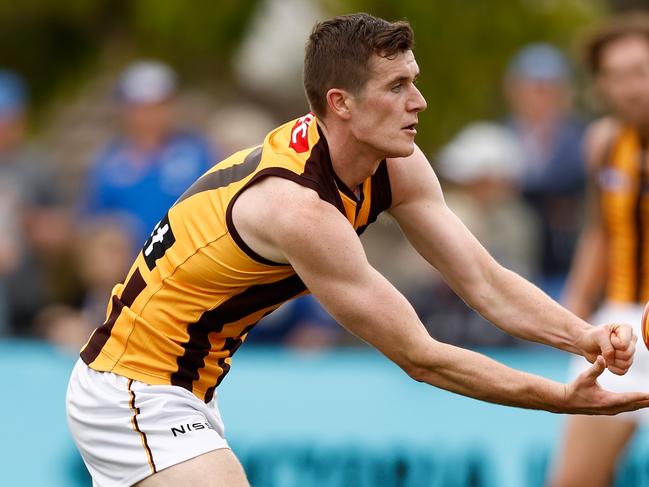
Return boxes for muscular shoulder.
[242,176,332,220]
[584,117,620,172]
[232,175,351,263]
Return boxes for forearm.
[474,265,591,356]
[410,340,566,412]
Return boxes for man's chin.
[385,143,415,159]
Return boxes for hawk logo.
[289,112,315,153]
[142,213,176,270]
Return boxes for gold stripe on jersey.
[80,113,392,401]
[599,125,649,303]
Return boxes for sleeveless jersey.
[599,125,649,303]
[80,113,392,402]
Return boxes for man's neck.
[317,119,383,192]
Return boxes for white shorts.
[66,360,230,487]
[568,302,649,423]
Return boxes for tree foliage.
[0,0,259,111]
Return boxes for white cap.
[116,60,177,104]
[437,122,525,183]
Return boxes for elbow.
[399,339,438,383]
[404,363,428,383]
[455,279,490,316]
[401,358,427,383]
[461,262,506,315]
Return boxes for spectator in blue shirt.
[504,43,587,299]
[80,60,217,252]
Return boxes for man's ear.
[325,88,352,120]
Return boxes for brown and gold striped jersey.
[599,125,649,303]
[80,113,392,402]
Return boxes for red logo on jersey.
[289,112,315,153]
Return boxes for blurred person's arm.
[561,118,615,319]
[77,145,115,217]
[389,145,630,371]
[0,204,21,275]
[231,169,647,415]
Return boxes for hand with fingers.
[561,355,649,415]
[575,323,637,375]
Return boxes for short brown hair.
[582,13,649,75]
[304,13,414,117]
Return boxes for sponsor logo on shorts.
[170,422,214,437]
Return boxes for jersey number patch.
[143,213,176,270]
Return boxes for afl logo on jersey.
[289,112,315,153]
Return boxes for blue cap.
[507,43,571,81]
[0,70,26,118]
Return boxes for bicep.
[263,186,432,367]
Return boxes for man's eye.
[391,84,402,93]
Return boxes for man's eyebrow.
[388,72,420,85]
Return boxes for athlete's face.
[347,50,427,158]
[597,35,649,125]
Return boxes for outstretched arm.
[231,176,649,414]
[387,145,635,375]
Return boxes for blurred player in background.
[67,14,649,487]
[550,14,649,487]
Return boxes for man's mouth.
[403,122,418,134]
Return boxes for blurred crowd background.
[0,0,623,350]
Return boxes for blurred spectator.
[79,60,218,253]
[74,218,133,327]
[438,122,540,278]
[207,103,276,156]
[504,43,587,298]
[420,122,539,347]
[0,69,70,336]
[34,218,132,351]
[247,295,342,350]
